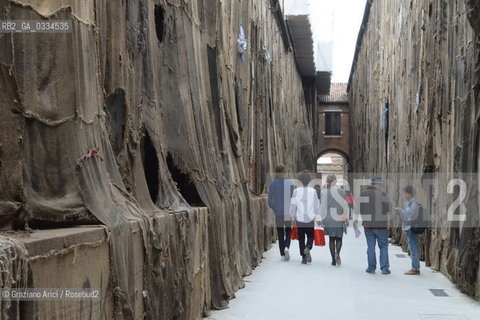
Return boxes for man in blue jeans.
[396,186,421,275]
[357,177,392,274]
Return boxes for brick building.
[316,83,350,165]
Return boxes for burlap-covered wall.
[0,0,314,318]
[350,0,480,299]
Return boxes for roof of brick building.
[319,83,349,103]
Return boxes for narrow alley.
[1,0,480,319]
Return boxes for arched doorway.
[315,150,349,188]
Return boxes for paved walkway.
[208,227,480,320]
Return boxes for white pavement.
[207,227,480,320]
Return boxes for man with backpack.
[396,185,421,275]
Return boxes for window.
[325,112,341,136]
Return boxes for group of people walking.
[268,165,423,275]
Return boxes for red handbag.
[290,226,299,240]
[314,228,325,246]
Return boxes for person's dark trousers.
[297,221,314,257]
[275,215,291,256]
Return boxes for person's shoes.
[335,254,341,266]
[304,248,312,263]
[301,257,308,264]
[284,248,290,261]
[331,261,336,266]
[281,256,286,261]
[366,270,376,274]
[381,269,391,275]
[404,269,420,275]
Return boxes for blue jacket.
[268,178,294,216]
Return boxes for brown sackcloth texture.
[0,237,29,320]
[350,0,480,300]
[0,0,314,318]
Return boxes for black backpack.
[411,204,428,235]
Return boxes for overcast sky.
[309,0,367,83]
